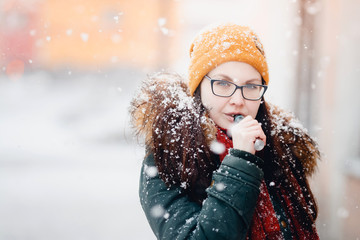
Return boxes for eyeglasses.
[205,75,268,101]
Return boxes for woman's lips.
[225,113,238,122]
[225,113,246,122]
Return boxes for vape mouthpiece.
[234,115,244,123]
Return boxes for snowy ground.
[0,70,156,239]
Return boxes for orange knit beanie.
[188,23,269,96]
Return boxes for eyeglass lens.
[212,80,265,100]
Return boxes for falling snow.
[66,29,73,36]
[80,33,89,42]
[144,165,158,178]
[210,140,226,155]
[215,182,226,192]
[150,204,166,218]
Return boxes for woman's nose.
[229,89,245,105]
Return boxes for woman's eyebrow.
[245,79,262,84]
[210,74,262,84]
[211,73,231,80]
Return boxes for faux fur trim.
[130,71,217,149]
[266,103,320,176]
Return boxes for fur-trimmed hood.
[130,72,320,178]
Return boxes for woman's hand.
[231,116,266,155]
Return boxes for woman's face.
[200,61,263,130]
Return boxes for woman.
[130,23,320,239]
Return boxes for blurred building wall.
[0,0,180,74]
[0,0,39,78]
[311,0,360,239]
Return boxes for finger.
[254,131,266,144]
[242,127,266,141]
[233,123,263,134]
[234,119,260,129]
[244,129,265,140]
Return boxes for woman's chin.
[218,121,232,130]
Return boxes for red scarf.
[216,127,319,240]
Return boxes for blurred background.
[0,0,359,239]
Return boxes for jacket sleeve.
[139,150,264,240]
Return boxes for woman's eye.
[215,80,230,87]
[244,84,258,89]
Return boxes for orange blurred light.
[6,59,25,80]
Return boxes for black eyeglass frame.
[204,75,268,101]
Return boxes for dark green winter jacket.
[139,149,264,240]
